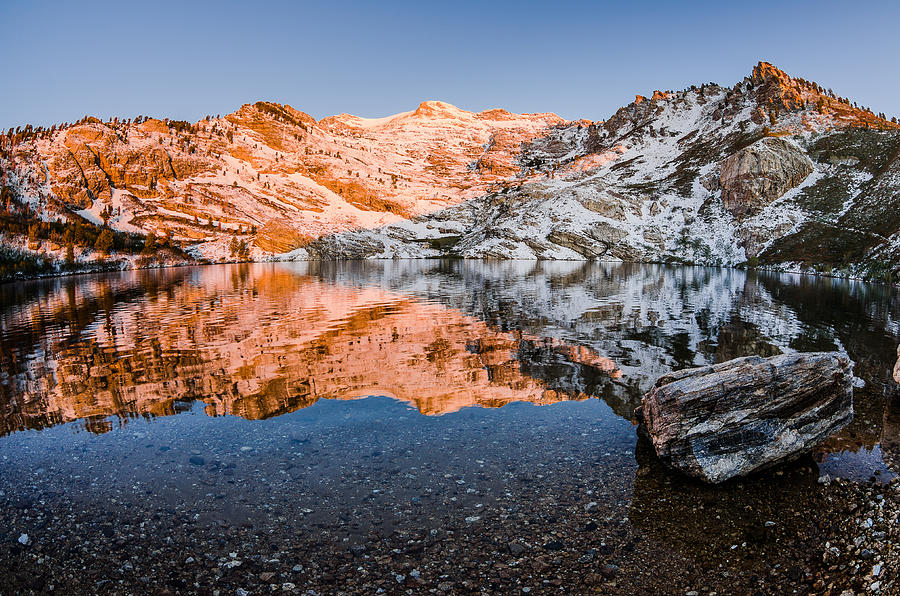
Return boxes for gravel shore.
[0,400,896,595]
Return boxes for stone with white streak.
[638,352,853,483]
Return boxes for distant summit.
[747,61,895,128]
[412,100,467,118]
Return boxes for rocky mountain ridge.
[0,99,565,270]
[295,63,900,281]
[1,62,898,280]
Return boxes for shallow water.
[0,261,898,593]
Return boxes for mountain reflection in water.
[0,264,620,436]
[0,259,898,476]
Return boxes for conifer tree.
[95,229,114,255]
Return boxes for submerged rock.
[638,352,853,483]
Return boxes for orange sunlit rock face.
[0,265,619,436]
[1,101,567,260]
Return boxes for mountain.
[297,63,900,281]
[1,62,898,281]
[0,99,565,272]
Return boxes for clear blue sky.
[2,0,898,130]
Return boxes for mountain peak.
[232,101,317,128]
[751,61,789,85]
[747,61,805,113]
[413,101,468,118]
[744,61,896,128]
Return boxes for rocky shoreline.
[0,463,895,595]
[811,477,898,595]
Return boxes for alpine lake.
[0,260,897,595]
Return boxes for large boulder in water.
[638,352,853,484]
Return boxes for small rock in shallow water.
[600,564,619,578]
[508,542,526,556]
[189,456,205,466]
[349,544,367,557]
[17,533,29,545]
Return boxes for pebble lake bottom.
[0,260,897,594]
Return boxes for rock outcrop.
[48,122,212,208]
[638,352,853,483]
[750,62,807,114]
[547,225,626,259]
[719,137,814,220]
[254,219,312,253]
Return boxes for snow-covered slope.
[1,62,898,280]
[289,64,900,280]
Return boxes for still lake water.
[0,260,898,593]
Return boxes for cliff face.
[719,137,814,220]
[1,62,899,279]
[48,120,214,209]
